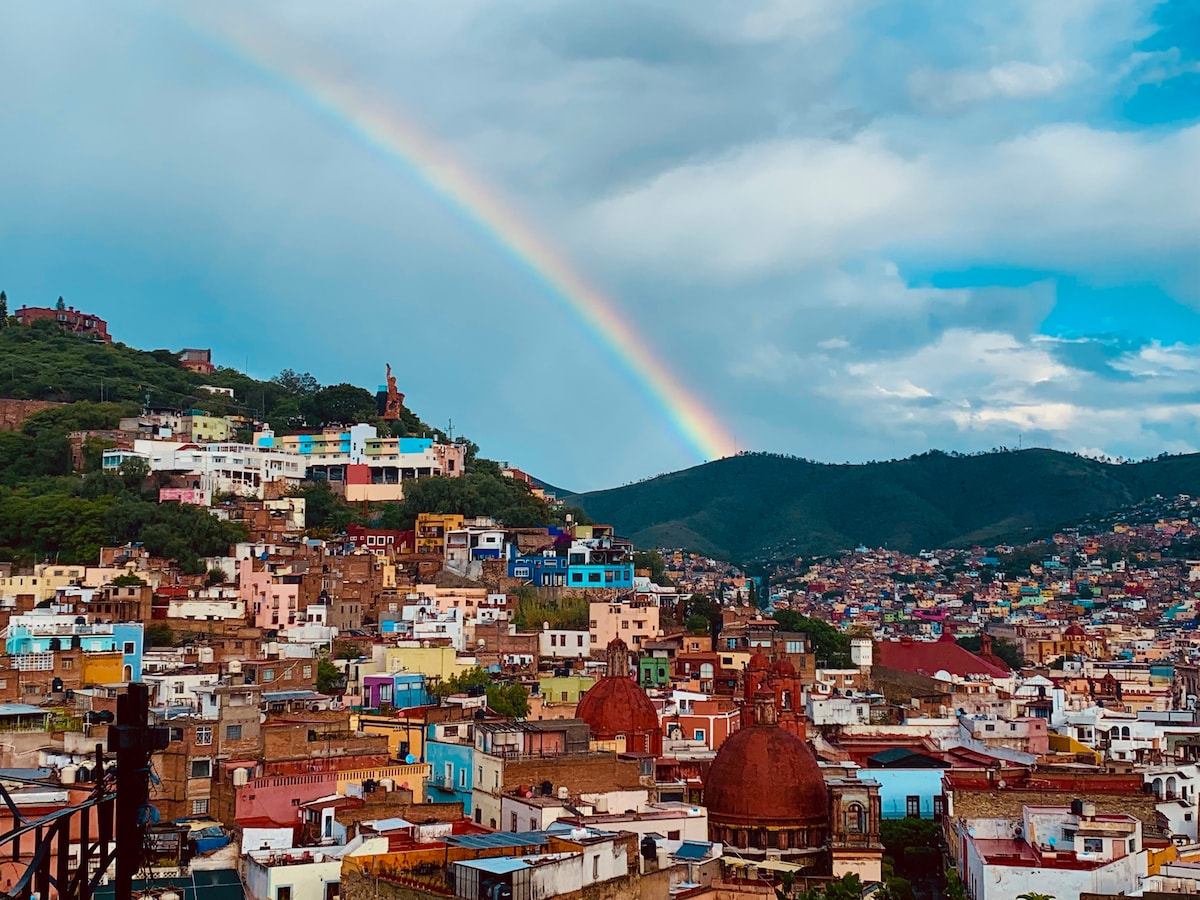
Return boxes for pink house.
[239,558,301,629]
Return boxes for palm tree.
[1016,893,1056,900]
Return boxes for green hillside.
[0,321,572,567]
[571,450,1200,561]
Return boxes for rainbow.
[184,14,737,463]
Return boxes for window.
[277,888,292,900]
[62,659,74,670]
[169,727,184,742]
[123,642,136,655]
[226,725,242,741]
[459,769,466,788]
[984,723,995,732]
[846,803,866,833]
[530,818,538,831]
[588,573,602,583]
[592,856,599,879]
[694,729,706,742]
[195,727,213,746]
[191,798,209,816]
[1062,828,1076,846]
[786,640,804,654]
[667,830,681,841]
[1083,838,1104,855]
[303,666,312,679]
[932,796,944,820]
[262,668,275,682]
[478,766,483,782]
[191,759,212,779]
[510,812,518,831]
[906,795,921,818]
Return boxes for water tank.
[594,796,609,814]
[161,891,181,900]
[228,659,243,675]
[37,750,50,768]
[233,768,250,787]
[557,786,570,801]
[198,647,215,664]
[312,852,324,863]
[60,765,79,785]
[379,779,394,792]
[1082,802,1097,818]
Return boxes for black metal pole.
[109,683,166,900]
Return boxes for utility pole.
[109,682,168,900]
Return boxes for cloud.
[584,123,1200,284]
[909,62,1082,113]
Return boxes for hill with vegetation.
[571,449,1200,562]
[0,318,575,567]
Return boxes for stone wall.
[0,398,64,431]
[951,786,1157,830]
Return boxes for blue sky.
[2,1,1199,491]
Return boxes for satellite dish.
[405,754,416,765]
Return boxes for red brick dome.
[706,695,828,830]
[576,638,662,755]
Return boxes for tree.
[316,658,345,694]
[56,296,66,311]
[110,573,147,587]
[772,610,853,667]
[794,874,863,900]
[205,567,229,587]
[301,383,377,427]
[145,623,173,647]
[432,667,529,719]
[0,290,7,326]
[271,368,320,396]
[632,550,671,586]
[1015,894,1055,900]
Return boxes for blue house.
[113,623,145,681]
[425,728,476,814]
[507,555,571,587]
[856,748,949,819]
[566,564,634,590]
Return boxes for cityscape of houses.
[7,319,1200,900]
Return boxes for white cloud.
[909,62,1082,113]
[585,123,1200,282]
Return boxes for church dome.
[576,638,662,755]
[706,693,828,829]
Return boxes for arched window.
[1153,777,1164,799]
[1121,726,1131,739]
[846,803,866,834]
[700,663,714,679]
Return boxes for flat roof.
[0,704,49,717]
[446,832,550,851]
[454,857,531,875]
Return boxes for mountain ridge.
[570,449,1200,562]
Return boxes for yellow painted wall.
[81,650,125,686]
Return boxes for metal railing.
[0,745,116,900]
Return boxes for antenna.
[447,418,454,442]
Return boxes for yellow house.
[352,712,428,761]
[188,415,234,443]
[80,650,125,687]
[415,513,464,554]
[0,565,87,602]
[334,761,430,802]
[537,675,595,705]
[383,646,472,684]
